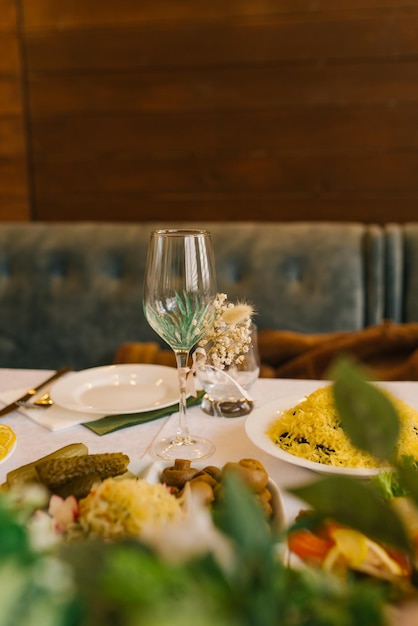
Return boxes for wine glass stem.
[175,349,191,443]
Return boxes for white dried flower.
[197,293,255,369]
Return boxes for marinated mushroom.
[188,479,215,506]
[255,488,273,518]
[160,459,200,489]
[192,470,219,488]
[222,458,269,493]
[201,465,222,482]
[159,457,273,521]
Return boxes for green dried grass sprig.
[153,291,215,350]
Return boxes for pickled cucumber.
[5,442,89,489]
[35,452,130,499]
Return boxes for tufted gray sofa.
[386,223,418,325]
[0,221,408,371]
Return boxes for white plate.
[143,460,286,532]
[245,396,387,478]
[50,364,179,415]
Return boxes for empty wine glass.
[143,229,217,460]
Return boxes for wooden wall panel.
[16,1,418,222]
[20,0,418,29]
[26,64,418,114]
[0,0,17,26]
[31,191,418,224]
[30,108,418,155]
[23,14,418,72]
[0,0,30,221]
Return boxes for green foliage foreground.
[1,357,416,626]
[0,476,387,626]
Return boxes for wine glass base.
[151,435,215,461]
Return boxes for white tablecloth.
[1,368,418,524]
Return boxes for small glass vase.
[196,325,260,418]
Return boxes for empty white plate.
[50,364,179,415]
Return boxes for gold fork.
[17,392,54,409]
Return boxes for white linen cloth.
[1,369,418,625]
[1,369,418,524]
[0,386,106,431]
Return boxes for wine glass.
[143,229,217,460]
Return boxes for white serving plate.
[245,396,387,478]
[50,364,179,415]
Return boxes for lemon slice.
[331,528,368,567]
[0,424,16,463]
[324,527,403,579]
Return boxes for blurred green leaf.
[395,462,418,511]
[0,500,32,563]
[290,475,411,554]
[214,474,280,626]
[329,358,400,462]
[0,482,389,626]
[214,473,276,558]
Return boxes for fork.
[17,392,54,409]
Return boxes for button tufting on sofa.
[0,220,409,371]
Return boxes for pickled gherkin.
[4,442,88,489]
[35,452,130,499]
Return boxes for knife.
[0,366,72,417]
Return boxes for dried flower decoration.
[196,293,255,370]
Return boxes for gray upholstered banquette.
[0,221,405,370]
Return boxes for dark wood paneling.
[0,158,27,193]
[27,63,418,114]
[0,0,17,30]
[0,197,30,220]
[15,0,418,222]
[30,108,418,157]
[0,35,20,72]
[0,118,26,156]
[0,156,29,219]
[34,191,418,223]
[24,15,418,72]
[0,77,23,114]
[32,151,418,195]
[20,0,418,29]
[0,0,30,222]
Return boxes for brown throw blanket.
[257,321,418,380]
[114,321,418,381]
[114,342,176,368]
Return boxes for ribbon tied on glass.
[195,323,260,417]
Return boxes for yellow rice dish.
[266,386,418,468]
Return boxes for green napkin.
[82,391,205,436]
